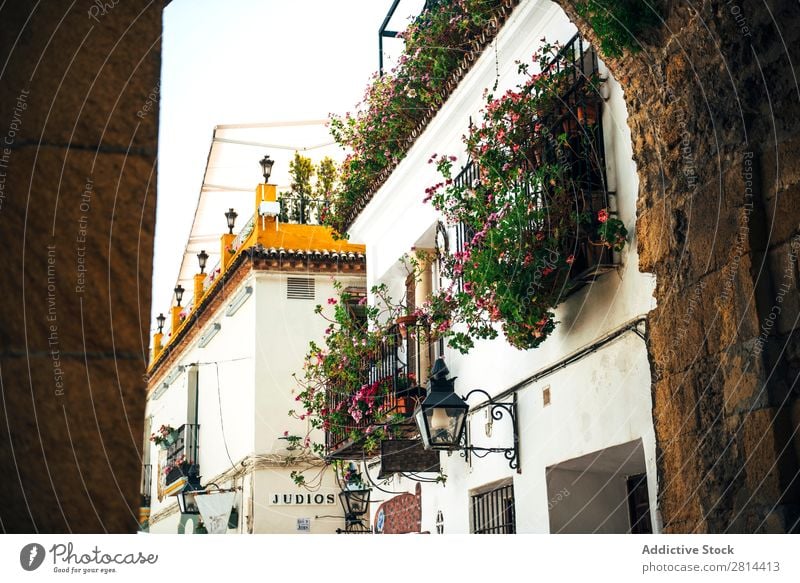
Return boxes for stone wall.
[0,1,162,532]
[556,0,800,532]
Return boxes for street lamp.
[414,358,468,450]
[259,154,274,184]
[338,463,371,533]
[225,208,238,235]
[156,313,165,334]
[176,488,200,515]
[174,285,185,307]
[413,358,521,472]
[197,250,209,274]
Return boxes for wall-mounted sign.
[297,518,311,532]
[269,493,336,506]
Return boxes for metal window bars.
[164,423,200,486]
[471,482,516,534]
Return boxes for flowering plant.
[325,0,517,234]
[596,208,628,251]
[422,41,624,351]
[290,283,410,460]
[150,424,176,448]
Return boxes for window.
[471,482,515,534]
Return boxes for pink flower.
[598,209,609,223]
[327,298,337,305]
[566,255,575,265]
[283,430,289,437]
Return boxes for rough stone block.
[0,146,156,356]
[0,1,161,151]
[0,355,146,533]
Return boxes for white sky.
[152,0,424,331]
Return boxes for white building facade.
[340,0,659,534]
[142,177,367,534]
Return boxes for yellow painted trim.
[164,476,187,497]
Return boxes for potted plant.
[150,424,177,450]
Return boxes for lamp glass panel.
[415,408,431,449]
[424,406,465,448]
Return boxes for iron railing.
[448,34,612,285]
[140,464,152,508]
[471,482,516,534]
[325,323,429,456]
[164,423,200,486]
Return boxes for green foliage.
[421,41,628,351]
[575,0,661,58]
[325,0,514,233]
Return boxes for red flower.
[598,209,609,223]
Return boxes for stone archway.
[556,0,800,533]
[0,2,162,533]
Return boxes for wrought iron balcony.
[445,35,614,289]
[163,423,200,487]
[325,323,429,459]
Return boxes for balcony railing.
[325,323,429,458]
[449,34,613,287]
[163,423,200,486]
[140,464,152,508]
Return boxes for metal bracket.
[460,390,520,473]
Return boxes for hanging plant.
[288,283,411,470]
[324,1,519,235]
[422,41,627,352]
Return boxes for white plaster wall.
[251,466,342,534]
[145,274,257,525]
[253,272,366,454]
[347,0,658,535]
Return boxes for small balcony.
[447,34,613,291]
[162,423,200,488]
[325,323,428,460]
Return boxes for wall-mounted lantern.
[337,463,371,533]
[413,358,520,472]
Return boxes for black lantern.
[176,488,200,515]
[413,359,521,472]
[174,284,185,307]
[225,208,238,234]
[414,358,469,451]
[156,313,165,334]
[338,463,371,531]
[259,154,274,184]
[197,250,209,274]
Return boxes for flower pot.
[164,431,177,447]
[396,315,418,339]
